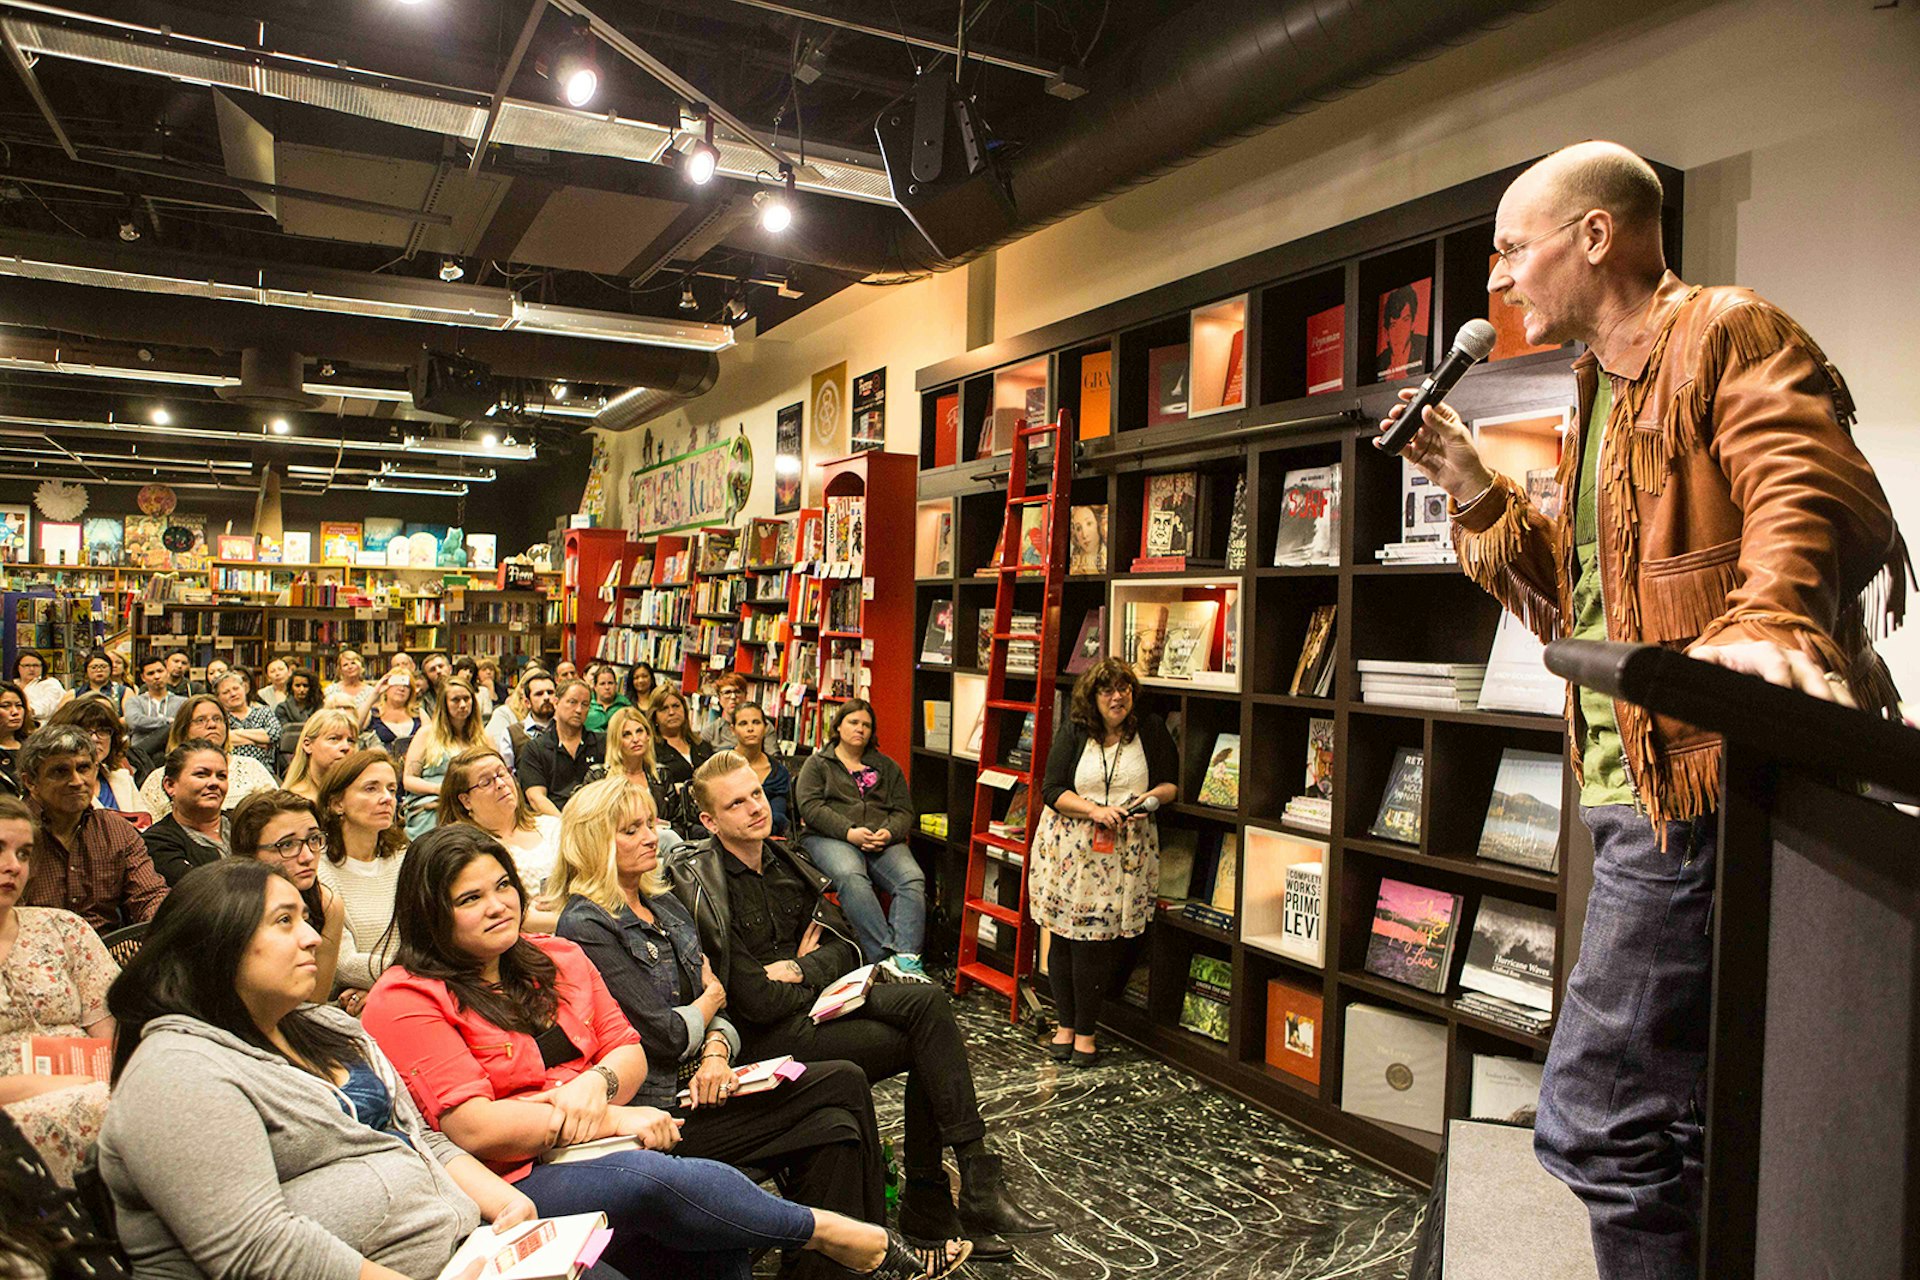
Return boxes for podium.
[1543,640,1920,1280]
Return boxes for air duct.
[216,347,320,411]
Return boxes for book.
[919,599,954,664]
[921,699,951,752]
[1196,733,1241,808]
[1065,607,1105,674]
[1157,826,1198,907]
[1476,748,1564,872]
[1271,466,1340,566]
[1221,327,1246,406]
[977,407,1020,458]
[809,963,879,1022]
[1459,896,1557,1014]
[1139,471,1199,561]
[1302,717,1334,800]
[17,1035,111,1081]
[535,1134,645,1166]
[1486,253,1561,362]
[1363,877,1465,995]
[1068,504,1108,574]
[1477,611,1564,715]
[1401,458,1451,546]
[320,521,361,565]
[1455,991,1553,1036]
[673,1055,806,1105]
[1146,343,1189,426]
[1525,467,1564,521]
[1374,276,1432,381]
[1178,954,1232,1042]
[284,530,312,564]
[988,786,1029,839]
[1342,1004,1446,1135]
[434,1213,610,1280]
[216,534,255,561]
[1155,599,1219,681]
[1078,350,1112,439]
[1265,978,1323,1086]
[1017,506,1048,567]
[934,392,960,467]
[1369,748,1424,844]
[1288,605,1338,696]
[1305,303,1345,395]
[1211,833,1238,914]
[1470,1054,1544,1123]
[932,512,954,576]
[1223,475,1249,571]
[1023,383,1048,426]
[1280,860,1325,966]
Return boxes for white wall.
[601,0,1919,691]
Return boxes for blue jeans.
[1536,805,1716,1280]
[516,1148,815,1280]
[802,836,926,961]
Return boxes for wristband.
[589,1063,620,1100]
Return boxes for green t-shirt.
[1569,376,1636,807]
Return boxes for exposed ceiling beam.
[0,20,76,158]
[470,0,550,177]
[710,0,1062,78]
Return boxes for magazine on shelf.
[1069,504,1109,574]
[1470,1054,1545,1123]
[1196,733,1241,808]
[1363,877,1464,995]
[1272,466,1340,566]
[1459,896,1557,1014]
[1476,612,1565,715]
[1342,1004,1445,1135]
[1139,472,1199,560]
[919,600,954,665]
[1476,748,1564,872]
[1369,748,1424,844]
[1065,607,1105,674]
[1305,304,1345,395]
[1265,978,1323,1085]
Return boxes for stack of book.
[1357,659,1486,710]
[1005,611,1041,675]
[1456,895,1556,1037]
[987,786,1029,839]
[1376,461,1458,565]
[1374,541,1458,566]
[917,813,949,837]
[1283,717,1334,832]
[1283,795,1331,832]
[1455,991,1553,1037]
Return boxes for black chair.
[98,921,149,968]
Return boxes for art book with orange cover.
[18,1035,111,1081]
[1265,978,1323,1086]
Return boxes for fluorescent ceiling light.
[401,433,536,460]
[368,475,469,496]
[0,412,537,461]
[0,355,239,387]
[380,464,496,483]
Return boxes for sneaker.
[882,954,934,984]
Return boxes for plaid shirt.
[25,802,169,932]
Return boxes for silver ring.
[1824,672,1847,683]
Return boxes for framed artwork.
[807,361,848,504]
[775,401,803,514]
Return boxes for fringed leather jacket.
[1453,272,1910,828]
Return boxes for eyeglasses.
[261,830,328,858]
[1492,214,1583,268]
[464,770,515,794]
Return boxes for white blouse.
[1072,735,1150,807]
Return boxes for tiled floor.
[865,988,1428,1279]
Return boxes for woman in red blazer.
[362,824,966,1280]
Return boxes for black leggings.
[1048,933,1126,1035]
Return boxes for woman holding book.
[364,824,969,1280]
[1031,658,1178,1067]
[549,776,894,1272]
[231,789,345,998]
[280,707,359,804]
[793,700,926,980]
[0,794,117,1186]
[405,677,489,838]
[315,749,406,1012]
[137,696,276,818]
[97,858,577,1280]
[728,701,792,836]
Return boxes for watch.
[590,1063,620,1100]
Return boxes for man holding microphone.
[1379,140,1907,1277]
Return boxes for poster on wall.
[0,507,27,563]
[851,367,886,453]
[123,516,168,569]
[84,517,123,565]
[774,401,803,515]
[807,361,848,505]
[625,433,754,536]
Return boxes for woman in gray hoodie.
[95,859,569,1280]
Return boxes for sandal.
[864,1228,974,1279]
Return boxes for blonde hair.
[413,676,486,768]
[283,707,361,794]
[546,775,665,913]
[690,748,750,817]
[334,648,365,680]
[603,705,659,778]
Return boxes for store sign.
[626,434,753,536]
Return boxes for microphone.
[1123,795,1160,817]
[1377,319,1497,454]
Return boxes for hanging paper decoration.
[162,525,195,553]
[137,484,177,516]
[34,480,88,523]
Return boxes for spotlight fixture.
[755,165,795,233]
[682,111,718,186]
[481,432,499,449]
[269,418,291,435]
[117,216,140,243]
[150,406,171,425]
[678,280,699,311]
[549,381,569,401]
[557,23,599,109]
[721,294,748,323]
[438,257,464,282]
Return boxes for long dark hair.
[1069,657,1142,741]
[0,680,40,740]
[107,860,361,1084]
[284,666,325,715]
[384,825,559,1034]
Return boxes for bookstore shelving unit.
[597,534,688,676]
[561,528,628,669]
[3,592,105,681]
[783,509,826,754]
[811,451,915,760]
[132,602,267,675]
[737,516,803,750]
[912,157,1683,1183]
[684,527,747,720]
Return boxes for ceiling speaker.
[874,71,1017,259]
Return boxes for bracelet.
[701,1043,731,1060]
[589,1063,620,1101]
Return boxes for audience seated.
[436,747,562,918]
[18,725,167,932]
[601,706,682,838]
[0,794,117,1186]
[142,740,232,887]
[121,655,182,776]
[583,663,631,735]
[231,789,345,997]
[137,696,275,819]
[405,677,489,838]
[0,680,34,798]
[669,752,1056,1258]
[98,859,574,1279]
[47,696,148,818]
[516,679,603,817]
[651,688,712,800]
[363,824,969,1280]
[281,707,359,804]
[214,669,278,772]
[727,701,793,837]
[313,749,407,1014]
[0,1108,129,1279]
[487,668,556,773]
[550,775,890,1276]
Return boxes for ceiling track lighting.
[557,22,600,110]
[438,256,464,282]
[117,216,140,243]
[678,279,699,312]
[721,293,748,324]
[682,110,718,186]
[755,164,795,233]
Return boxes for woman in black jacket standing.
[1030,658,1178,1066]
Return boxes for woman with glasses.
[230,789,345,998]
[137,696,275,819]
[437,747,562,927]
[13,651,69,721]
[76,650,122,706]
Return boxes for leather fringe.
[1452,473,1562,644]
[1640,556,1743,644]
[1644,741,1724,846]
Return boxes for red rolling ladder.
[955,410,1074,1022]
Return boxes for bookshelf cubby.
[911,156,1679,1182]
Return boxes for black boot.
[901,1172,1012,1261]
[957,1149,1058,1238]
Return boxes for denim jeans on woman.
[800,836,926,961]
[1535,804,1716,1280]
[516,1147,814,1280]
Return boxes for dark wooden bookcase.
[911,157,1683,1183]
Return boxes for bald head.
[1520,141,1664,236]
